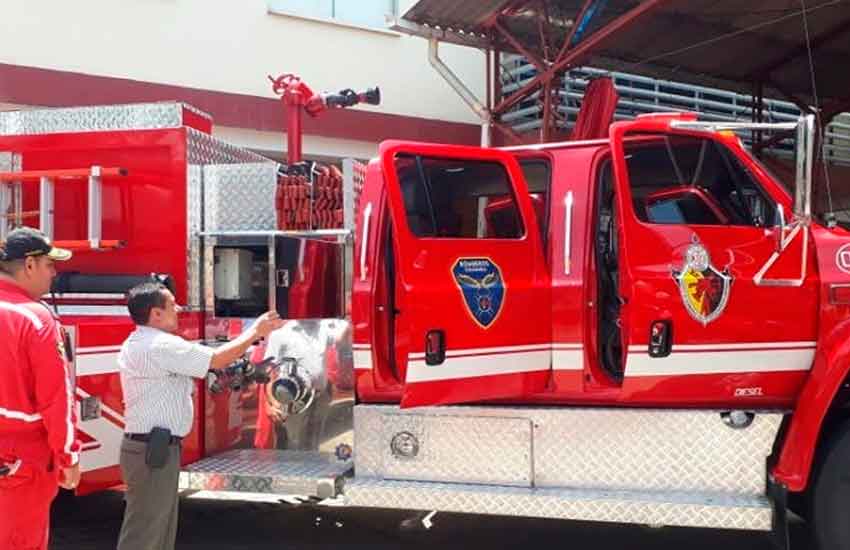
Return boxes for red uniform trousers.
[0,432,58,550]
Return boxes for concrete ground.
[50,490,815,550]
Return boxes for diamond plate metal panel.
[184,129,274,307]
[344,479,774,531]
[180,449,351,498]
[186,165,203,309]
[0,102,200,135]
[203,163,278,231]
[186,128,271,165]
[533,408,781,495]
[354,405,783,496]
[380,414,532,486]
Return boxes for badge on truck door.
[452,258,505,329]
[672,242,732,326]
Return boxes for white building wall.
[0,0,486,126]
[214,126,380,161]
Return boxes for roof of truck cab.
[500,138,610,152]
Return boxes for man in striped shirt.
[0,227,80,550]
[117,282,282,550]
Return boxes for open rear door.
[380,141,551,408]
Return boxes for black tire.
[812,420,850,550]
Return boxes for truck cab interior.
[393,154,550,241]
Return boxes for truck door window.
[519,159,551,245]
[626,136,777,227]
[395,154,524,239]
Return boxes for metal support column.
[428,38,492,146]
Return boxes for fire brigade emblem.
[452,258,505,329]
[672,243,732,325]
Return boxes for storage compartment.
[214,248,255,300]
[207,235,344,322]
[212,245,269,318]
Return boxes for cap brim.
[46,247,73,261]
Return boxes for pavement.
[50,490,816,550]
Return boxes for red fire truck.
[0,98,846,549]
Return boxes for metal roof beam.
[493,0,671,115]
[556,0,595,62]
[494,18,546,70]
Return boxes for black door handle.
[425,330,446,365]
[648,320,672,358]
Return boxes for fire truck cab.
[347,112,850,550]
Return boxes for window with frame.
[267,0,398,29]
[625,135,779,227]
[395,154,525,239]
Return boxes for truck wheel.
[812,420,850,550]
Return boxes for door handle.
[648,320,672,358]
[425,330,446,366]
[359,202,372,281]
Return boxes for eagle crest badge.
[452,258,505,329]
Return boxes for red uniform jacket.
[0,279,80,468]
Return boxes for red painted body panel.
[0,129,192,303]
[353,160,404,402]
[774,224,850,491]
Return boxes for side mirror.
[774,203,787,253]
[793,114,816,220]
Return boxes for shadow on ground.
[50,490,815,550]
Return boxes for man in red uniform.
[0,227,81,550]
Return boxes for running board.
[344,479,774,531]
[179,450,352,499]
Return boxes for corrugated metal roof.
[400,0,850,103]
[402,0,517,34]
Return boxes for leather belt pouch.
[145,427,172,469]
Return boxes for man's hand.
[253,311,285,339]
[266,398,288,424]
[59,463,80,490]
[210,312,285,371]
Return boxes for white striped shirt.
[118,326,214,437]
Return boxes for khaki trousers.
[117,437,181,550]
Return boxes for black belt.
[125,433,183,444]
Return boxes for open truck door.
[604,114,818,402]
[379,141,551,408]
